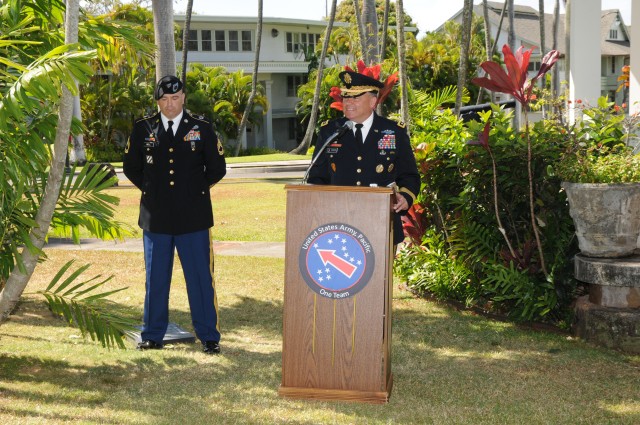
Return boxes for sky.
[173,0,632,36]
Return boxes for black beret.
[338,70,384,96]
[155,75,184,100]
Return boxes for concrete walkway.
[44,238,285,258]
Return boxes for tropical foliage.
[395,86,579,325]
[0,0,139,346]
[184,64,268,149]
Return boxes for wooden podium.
[279,184,395,403]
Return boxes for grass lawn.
[1,249,639,424]
[68,180,288,242]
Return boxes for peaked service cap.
[338,70,385,96]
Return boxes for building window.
[215,30,226,51]
[288,118,297,140]
[201,30,212,51]
[286,32,299,53]
[286,32,321,53]
[242,30,252,51]
[287,75,307,97]
[609,29,618,40]
[527,61,541,72]
[611,57,616,74]
[187,30,198,51]
[228,30,239,51]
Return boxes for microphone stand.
[301,122,352,184]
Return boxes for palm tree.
[353,0,367,59]
[539,0,546,58]
[180,0,194,85]
[396,0,409,127]
[151,0,176,79]
[0,0,83,321]
[379,0,390,63]
[0,0,148,346]
[234,0,264,156]
[455,0,473,115]
[289,0,339,155]
[362,0,378,64]
[552,0,561,98]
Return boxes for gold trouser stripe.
[312,294,317,354]
[209,228,220,334]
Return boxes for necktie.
[167,120,174,138]
[355,123,364,144]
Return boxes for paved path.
[45,238,285,258]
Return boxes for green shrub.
[396,89,578,325]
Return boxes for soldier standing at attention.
[307,68,420,246]
[124,75,226,354]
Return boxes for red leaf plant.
[401,202,428,246]
[329,60,399,110]
[470,44,559,277]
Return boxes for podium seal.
[298,222,375,299]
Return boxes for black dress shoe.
[202,340,220,354]
[137,340,163,350]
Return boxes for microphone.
[301,121,354,184]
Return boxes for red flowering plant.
[470,44,559,277]
[329,60,399,110]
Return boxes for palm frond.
[36,260,137,349]
[49,163,135,242]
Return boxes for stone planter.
[563,182,640,258]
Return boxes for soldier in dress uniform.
[307,69,420,246]
[123,75,226,354]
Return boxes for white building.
[443,1,631,106]
[174,15,348,152]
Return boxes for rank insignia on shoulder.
[217,140,224,155]
[397,121,406,128]
[321,120,329,127]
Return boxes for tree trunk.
[289,0,338,155]
[180,0,194,85]
[396,0,409,128]
[552,0,560,99]
[564,0,570,94]
[362,0,378,64]
[539,0,546,56]
[507,0,521,128]
[477,0,493,104]
[507,0,516,51]
[376,0,390,115]
[455,0,473,115]
[0,0,80,321]
[490,0,508,56]
[234,0,263,157]
[69,94,87,165]
[379,0,390,63]
[152,0,176,81]
[353,0,367,61]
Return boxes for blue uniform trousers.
[141,229,220,343]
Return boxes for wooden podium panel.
[279,185,394,403]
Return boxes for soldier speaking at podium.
[123,75,226,354]
[307,67,420,245]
